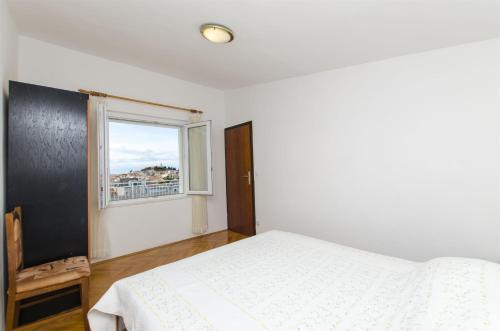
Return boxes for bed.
[88,230,500,330]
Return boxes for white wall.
[0,1,18,329]
[225,39,500,263]
[17,37,227,260]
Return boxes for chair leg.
[6,294,16,331]
[14,301,21,328]
[81,277,90,331]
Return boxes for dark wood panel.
[225,122,256,236]
[7,81,88,267]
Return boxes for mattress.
[88,230,500,330]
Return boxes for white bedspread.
[88,231,500,331]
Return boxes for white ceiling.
[8,0,500,90]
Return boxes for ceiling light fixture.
[200,23,234,44]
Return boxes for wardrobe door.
[7,81,88,267]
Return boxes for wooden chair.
[5,207,91,331]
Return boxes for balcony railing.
[110,180,180,201]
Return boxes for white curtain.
[89,97,110,259]
[192,195,208,234]
[189,113,208,234]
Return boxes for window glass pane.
[108,120,181,201]
[188,125,208,191]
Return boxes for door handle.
[242,171,251,185]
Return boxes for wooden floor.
[23,230,247,330]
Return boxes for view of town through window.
[108,120,181,201]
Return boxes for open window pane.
[185,121,212,194]
[188,125,208,191]
[108,120,182,202]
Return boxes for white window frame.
[105,110,187,206]
[184,120,213,195]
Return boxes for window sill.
[106,194,190,208]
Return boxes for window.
[97,109,213,208]
[185,121,212,194]
[108,119,182,202]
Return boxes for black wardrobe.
[7,81,89,322]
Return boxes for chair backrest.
[5,207,24,288]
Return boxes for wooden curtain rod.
[78,89,203,114]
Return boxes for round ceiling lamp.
[200,23,234,44]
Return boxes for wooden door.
[225,122,256,236]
